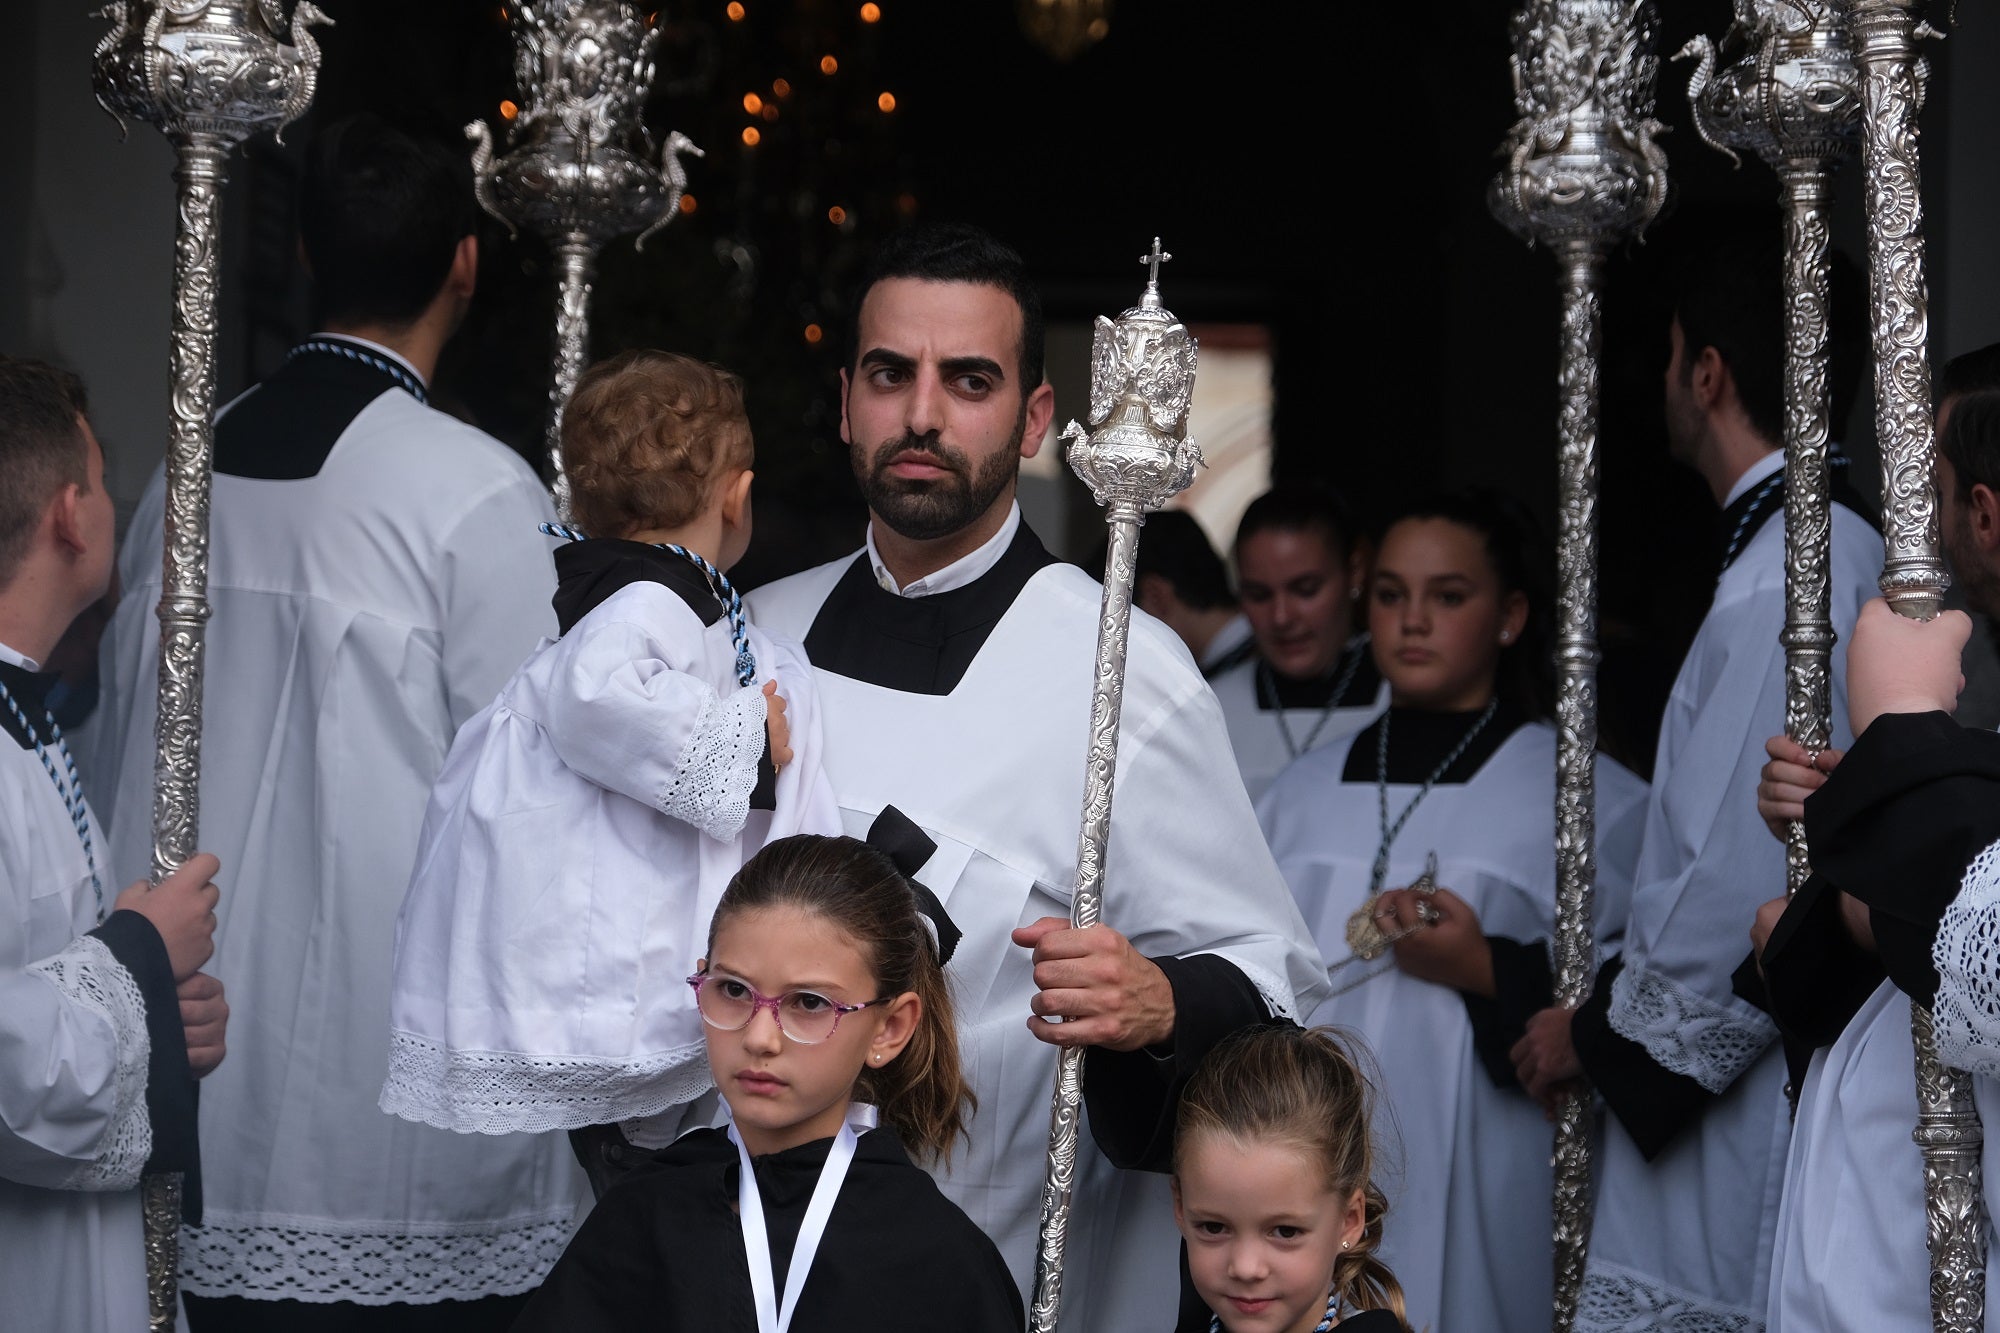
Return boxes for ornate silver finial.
[94,0,332,147]
[1060,245,1202,514]
[1676,0,1863,169]
[1489,0,1670,250]
[469,0,702,517]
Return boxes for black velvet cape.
[512,1125,1025,1332]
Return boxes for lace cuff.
[381,1029,715,1135]
[1577,1260,1762,1333]
[29,934,153,1191]
[1607,961,1775,1094]
[657,683,766,841]
[1933,838,2000,1076]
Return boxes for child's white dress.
[381,540,841,1134]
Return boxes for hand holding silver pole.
[1489,3,1666,1327]
[1028,240,1202,1333]
[92,3,331,1327]
[1847,3,1986,1327]
[467,1,701,518]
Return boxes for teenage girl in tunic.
[514,823,1023,1332]
[1172,1024,1409,1332]
[1256,490,1647,1333]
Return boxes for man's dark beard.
[855,419,1024,542]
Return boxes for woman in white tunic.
[1258,491,1647,1333]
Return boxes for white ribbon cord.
[727,1101,879,1333]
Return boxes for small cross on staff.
[1139,236,1171,288]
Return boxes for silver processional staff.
[1029,240,1203,1333]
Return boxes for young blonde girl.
[515,820,1023,1332]
[1173,1024,1409,1332]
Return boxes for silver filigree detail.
[1849,4,1985,1326]
[91,4,330,1329]
[468,1,702,518]
[1490,5,1667,1326]
[1029,243,1200,1333]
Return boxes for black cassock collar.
[0,658,59,751]
[552,538,726,636]
[803,521,1058,696]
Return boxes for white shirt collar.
[0,641,41,672]
[311,331,428,388]
[1724,448,1785,507]
[866,502,1021,598]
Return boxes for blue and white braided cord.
[287,339,429,405]
[0,678,105,923]
[540,522,757,686]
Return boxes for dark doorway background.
[221,0,1952,775]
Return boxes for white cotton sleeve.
[0,934,153,1192]
[1933,838,2000,1077]
[539,603,768,842]
[436,473,561,732]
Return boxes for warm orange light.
[725,1,745,18]
[760,104,779,122]
[499,100,519,121]
[877,91,897,113]
[741,126,761,146]
[804,324,825,344]
[820,54,838,75]
[828,205,847,225]
[497,5,510,21]
[772,78,792,98]
[743,92,763,114]
[896,192,918,216]
[678,194,698,215]
[859,2,881,20]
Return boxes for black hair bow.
[865,805,963,967]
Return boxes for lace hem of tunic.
[1935,838,2000,1076]
[656,683,765,841]
[1607,960,1775,1094]
[380,1028,714,1134]
[178,1208,575,1303]
[1576,1260,1763,1333]
[31,933,153,1190]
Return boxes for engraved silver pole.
[91,3,330,1327]
[1679,2,1861,899]
[1029,241,1203,1333]
[1489,4,1666,1327]
[468,0,699,518]
[1849,2,1986,1327]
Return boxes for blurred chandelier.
[1017,0,1112,61]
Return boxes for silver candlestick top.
[1489,0,1670,250]
[94,0,332,145]
[1061,239,1203,514]
[1678,0,1863,168]
[466,1,701,251]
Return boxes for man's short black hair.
[1134,509,1234,610]
[1940,387,2000,500]
[1940,342,2000,405]
[300,112,479,327]
[0,357,91,587]
[1233,480,1358,562]
[846,223,1045,393]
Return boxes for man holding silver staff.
[1749,344,2000,1332]
[747,222,1327,1330]
[0,357,229,1333]
[85,114,574,1332]
[1508,237,1882,1329]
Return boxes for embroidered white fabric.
[1933,837,2000,1077]
[179,1210,575,1303]
[379,1029,714,1134]
[1607,961,1775,1094]
[31,934,153,1191]
[1576,1262,1762,1333]
[1213,952,1299,1022]
[656,683,766,841]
